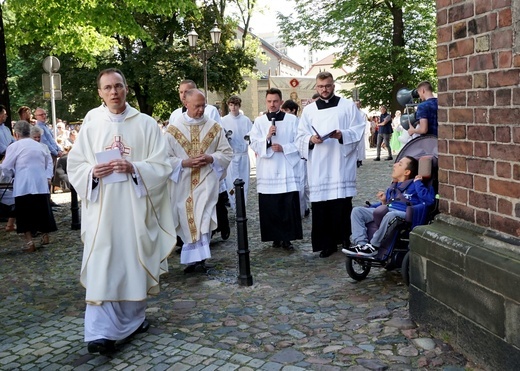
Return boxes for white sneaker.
[356,243,378,257]
[342,243,368,255]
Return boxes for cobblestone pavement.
[0,148,481,370]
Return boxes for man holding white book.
[296,71,366,258]
[68,68,176,355]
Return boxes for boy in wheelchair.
[343,155,435,257]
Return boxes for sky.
[227,0,339,70]
[243,0,292,36]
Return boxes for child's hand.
[376,191,386,203]
[414,175,423,181]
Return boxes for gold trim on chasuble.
[167,122,221,241]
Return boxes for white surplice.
[249,112,301,194]
[166,113,232,264]
[67,104,176,304]
[221,113,253,208]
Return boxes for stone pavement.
[0,148,481,370]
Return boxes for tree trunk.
[0,7,12,130]
[132,83,154,116]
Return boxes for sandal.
[23,241,36,253]
[5,225,16,232]
[41,233,50,245]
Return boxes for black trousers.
[215,191,230,234]
[311,197,352,252]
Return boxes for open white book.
[95,148,128,184]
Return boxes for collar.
[182,112,207,126]
[102,103,129,122]
[316,95,340,110]
[266,111,285,121]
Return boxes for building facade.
[410,1,520,368]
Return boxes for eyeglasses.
[316,84,333,90]
[101,83,125,93]
[192,104,207,110]
[35,112,47,117]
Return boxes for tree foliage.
[4,0,195,63]
[278,0,436,113]
[2,0,257,120]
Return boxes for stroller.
[345,135,439,284]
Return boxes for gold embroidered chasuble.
[166,116,232,245]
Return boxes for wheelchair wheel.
[346,257,372,281]
[401,251,410,286]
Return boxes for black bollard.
[234,178,253,286]
[70,185,81,230]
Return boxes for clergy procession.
[1,68,366,356]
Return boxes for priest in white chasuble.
[166,88,232,273]
[296,71,366,258]
[67,68,176,355]
[249,88,303,250]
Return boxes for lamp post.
[187,21,222,97]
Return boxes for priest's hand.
[93,162,115,178]
[271,143,284,152]
[110,159,134,174]
[182,154,213,168]
[310,135,323,144]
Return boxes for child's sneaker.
[343,243,366,255]
[357,243,378,256]
[342,243,377,257]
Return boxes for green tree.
[0,4,13,127]
[2,0,256,119]
[278,0,436,113]
[7,47,102,122]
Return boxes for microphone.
[271,117,276,136]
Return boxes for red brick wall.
[437,0,520,237]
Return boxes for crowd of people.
[0,68,438,356]
[364,81,438,159]
[0,104,73,249]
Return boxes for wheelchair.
[345,135,439,284]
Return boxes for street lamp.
[187,21,222,97]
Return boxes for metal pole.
[234,178,253,286]
[202,49,208,98]
[70,185,80,230]
[49,70,57,138]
